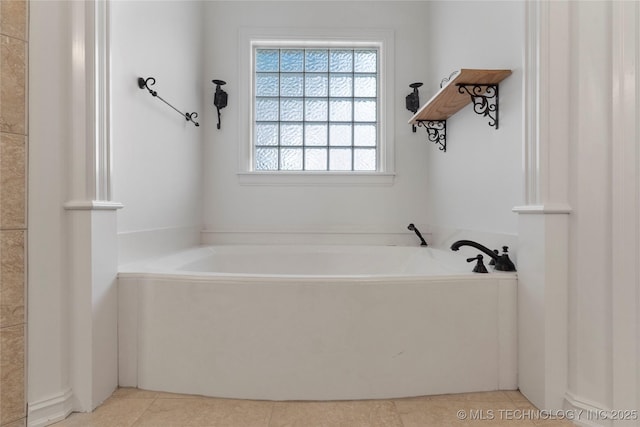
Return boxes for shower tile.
[0,133,26,229]
[0,36,26,135]
[0,323,25,425]
[270,400,403,427]
[0,230,24,328]
[51,398,155,427]
[0,0,28,41]
[132,398,272,427]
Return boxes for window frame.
[237,28,395,186]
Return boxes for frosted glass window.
[305,99,328,122]
[305,124,328,146]
[354,75,376,97]
[256,123,278,146]
[329,75,353,97]
[280,50,304,72]
[305,148,327,170]
[280,98,303,121]
[280,124,303,146]
[256,98,279,121]
[305,74,328,97]
[329,149,352,170]
[354,50,377,73]
[305,50,328,72]
[254,47,378,171]
[354,149,376,171]
[354,124,376,147]
[329,124,351,146]
[281,148,303,170]
[280,74,304,97]
[330,50,353,73]
[256,73,279,96]
[256,148,278,170]
[256,49,279,72]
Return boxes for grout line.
[127,395,158,427]
[390,400,405,427]
[0,130,28,138]
[266,400,275,427]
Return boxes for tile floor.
[52,388,576,427]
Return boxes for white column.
[518,2,640,424]
[514,0,571,410]
[62,0,123,412]
[609,1,639,424]
[29,0,123,423]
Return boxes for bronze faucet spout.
[450,240,516,272]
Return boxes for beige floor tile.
[111,387,160,400]
[504,390,535,406]
[51,398,155,427]
[395,398,539,427]
[132,397,273,427]
[270,400,402,427]
[405,391,512,403]
[532,416,578,426]
[112,387,206,400]
[52,389,576,427]
[153,391,209,399]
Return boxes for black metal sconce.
[405,82,423,132]
[212,79,228,129]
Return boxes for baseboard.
[27,388,73,427]
[564,391,613,427]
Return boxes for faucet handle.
[466,254,489,273]
[489,249,499,266]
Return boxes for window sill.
[237,172,395,186]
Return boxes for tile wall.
[0,0,28,426]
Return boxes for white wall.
[425,1,523,239]
[202,1,432,245]
[111,0,205,264]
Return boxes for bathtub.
[118,245,517,400]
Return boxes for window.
[238,29,395,185]
[254,48,379,171]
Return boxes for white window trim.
[237,27,395,186]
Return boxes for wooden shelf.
[408,69,512,123]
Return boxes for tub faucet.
[407,223,428,246]
[450,240,516,272]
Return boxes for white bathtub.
[118,245,517,400]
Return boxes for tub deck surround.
[118,245,517,401]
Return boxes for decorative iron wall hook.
[137,77,199,127]
[212,79,228,130]
[405,82,423,133]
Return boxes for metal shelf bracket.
[416,120,447,152]
[456,83,499,129]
